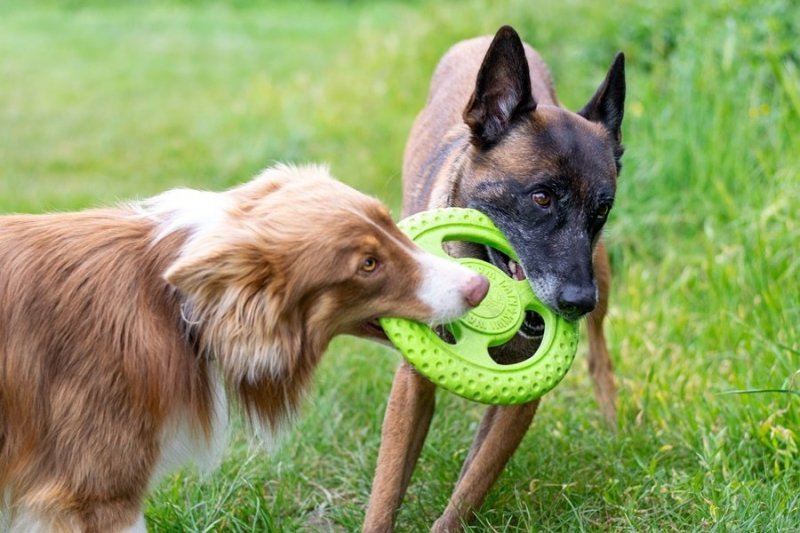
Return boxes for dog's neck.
[178,294,331,434]
[405,125,472,216]
[443,138,473,210]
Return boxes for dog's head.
[456,26,625,321]
[161,165,487,384]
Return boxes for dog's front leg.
[364,360,437,532]
[588,241,617,426]
[432,401,540,533]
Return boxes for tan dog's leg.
[588,242,617,426]
[433,400,540,533]
[364,360,437,532]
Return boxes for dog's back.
[0,211,215,527]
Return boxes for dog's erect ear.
[579,53,626,143]
[464,25,536,147]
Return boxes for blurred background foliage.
[1,0,798,530]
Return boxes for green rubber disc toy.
[380,208,579,405]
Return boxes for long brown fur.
[0,213,208,531]
[0,164,487,532]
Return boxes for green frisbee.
[380,208,579,405]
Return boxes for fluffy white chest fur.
[151,368,230,488]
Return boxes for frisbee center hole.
[440,240,486,261]
[488,310,545,364]
[435,312,545,364]
[441,240,523,282]
[435,325,457,345]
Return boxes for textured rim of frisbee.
[380,208,579,405]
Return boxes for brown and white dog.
[0,164,489,532]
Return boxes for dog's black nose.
[557,284,597,317]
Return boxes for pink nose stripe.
[464,275,490,307]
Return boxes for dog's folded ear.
[164,240,269,302]
[579,52,626,145]
[464,25,537,147]
[164,246,237,298]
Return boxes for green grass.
[2,0,798,530]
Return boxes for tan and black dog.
[364,26,625,532]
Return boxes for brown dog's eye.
[532,192,551,207]
[597,204,610,218]
[361,256,378,273]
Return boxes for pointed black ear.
[579,52,626,143]
[463,26,537,147]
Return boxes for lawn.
[1,0,798,531]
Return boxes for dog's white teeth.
[508,259,526,281]
[508,260,517,276]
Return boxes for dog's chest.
[151,370,229,487]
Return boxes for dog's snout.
[415,253,491,322]
[463,274,489,307]
[557,284,596,317]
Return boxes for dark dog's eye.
[532,192,551,208]
[361,256,378,273]
[596,204,610,219]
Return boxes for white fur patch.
[7,511,45,533]
[7,509,76,533]
[415,252,479,323]
[529,273,559,312]
[137,187,234,245]
[122,514,147,533]
[138,163,333,247]
[151,369,229,487]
